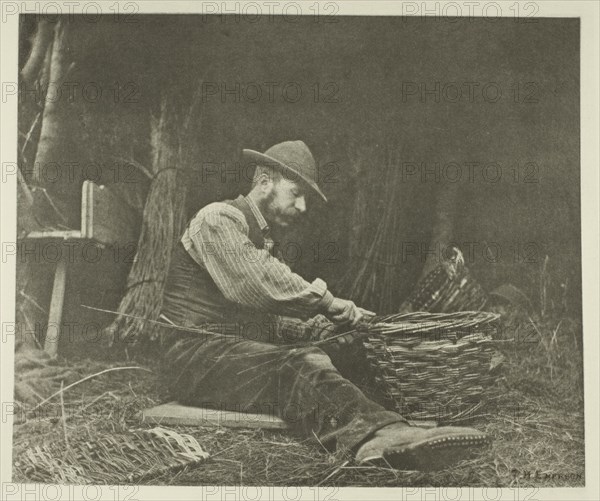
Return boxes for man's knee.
[286,346,334,369]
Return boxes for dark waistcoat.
[161,195,267,327]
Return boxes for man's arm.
[185,204,334,319]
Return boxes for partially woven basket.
[400,248,488,313]
[362,311,499,422]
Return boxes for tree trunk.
[21,18,55,87]
[31,19,75,227]
[104,85,202,348]
[16,20,65,355]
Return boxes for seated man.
[159,140,490,470]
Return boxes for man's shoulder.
[189,201,247,227]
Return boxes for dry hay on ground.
[12,310,585,487]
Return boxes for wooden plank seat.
[141,402,290,430]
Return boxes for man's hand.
[325,297,376,327]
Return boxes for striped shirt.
[180,196,334,319]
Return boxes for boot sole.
[360,434,491,471]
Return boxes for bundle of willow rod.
[358,311,500,422]
[399,248,488,313]
[339,145,417,313]
[14,426,209,484]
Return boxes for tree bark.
[21,18,55,87]
[31,19,76,227]
[104,85,202,348]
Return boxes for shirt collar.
[244,195,270,234]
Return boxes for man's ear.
[257,172,274,191]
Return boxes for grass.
[12,307,585,487]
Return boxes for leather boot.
[355,422,491,471]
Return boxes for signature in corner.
[510,469,583,482]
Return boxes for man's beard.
[257,190,277,226]
[258,190,296,238]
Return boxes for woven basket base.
[14,426,209,484]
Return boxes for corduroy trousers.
[159,314,406,453]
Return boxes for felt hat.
[243,140,327,202]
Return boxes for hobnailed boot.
[354,422,491,471]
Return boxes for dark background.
[18,15,581,355]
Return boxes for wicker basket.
[362,311,499,422]
[400,248,488,313]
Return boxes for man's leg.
[161,331,404,453]
[273,314,394,407]
[160,323,491,470]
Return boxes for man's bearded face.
[261,177,307,229]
